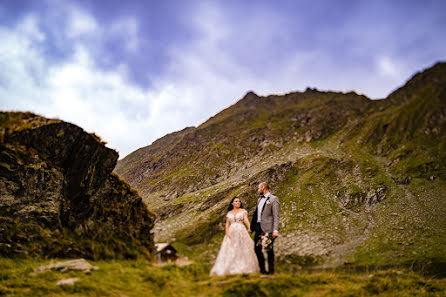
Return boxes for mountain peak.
[387,61,446,104]
[244,90,258,97]
[238,91,260,106]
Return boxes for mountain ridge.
[115,61,446,267]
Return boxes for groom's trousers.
[254,224,275,274]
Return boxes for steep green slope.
[116,90,369,197]
[115,62,446,267]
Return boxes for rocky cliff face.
[0,112,156,259]
[115,62,446,267]
[116,89,370,198]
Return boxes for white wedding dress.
[210,210,260,276]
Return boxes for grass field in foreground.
[1,258,445,297]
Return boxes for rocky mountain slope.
[0,112,156,259]
[115,62,446,267]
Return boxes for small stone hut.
[155,243,178,263]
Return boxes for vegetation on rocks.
[0,112,156,260]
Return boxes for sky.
[1,0,445,158]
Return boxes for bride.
[210,197,260,276]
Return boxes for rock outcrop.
[0,112,156,259]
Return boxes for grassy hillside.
[115,62,446,267]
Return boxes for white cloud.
[17,15,46,42]
[0,12,186,157]
[0,15,47,108]
[67,6,99,38]
[376,55,401,79]
[110,17,140,52]
[1,1,444,159]
[167,1,437,102]
[41,45,193,157]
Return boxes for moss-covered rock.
[0,112,155,259]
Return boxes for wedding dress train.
[210,210,260,276]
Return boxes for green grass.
[0,111,60,133]
[0,258,445,297]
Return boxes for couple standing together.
[210,182,279,276]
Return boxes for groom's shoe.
[260,269,267,274]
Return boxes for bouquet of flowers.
[256,233,274,251]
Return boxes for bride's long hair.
[228,196,243,211]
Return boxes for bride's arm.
[243,211,251,232]
[225,217,230,238]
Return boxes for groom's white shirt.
[257,192,269,222]
[257,192,278,234]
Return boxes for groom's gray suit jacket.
[253,194,280,234]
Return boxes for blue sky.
[1,0,445,158]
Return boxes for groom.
[250,182,279,274]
